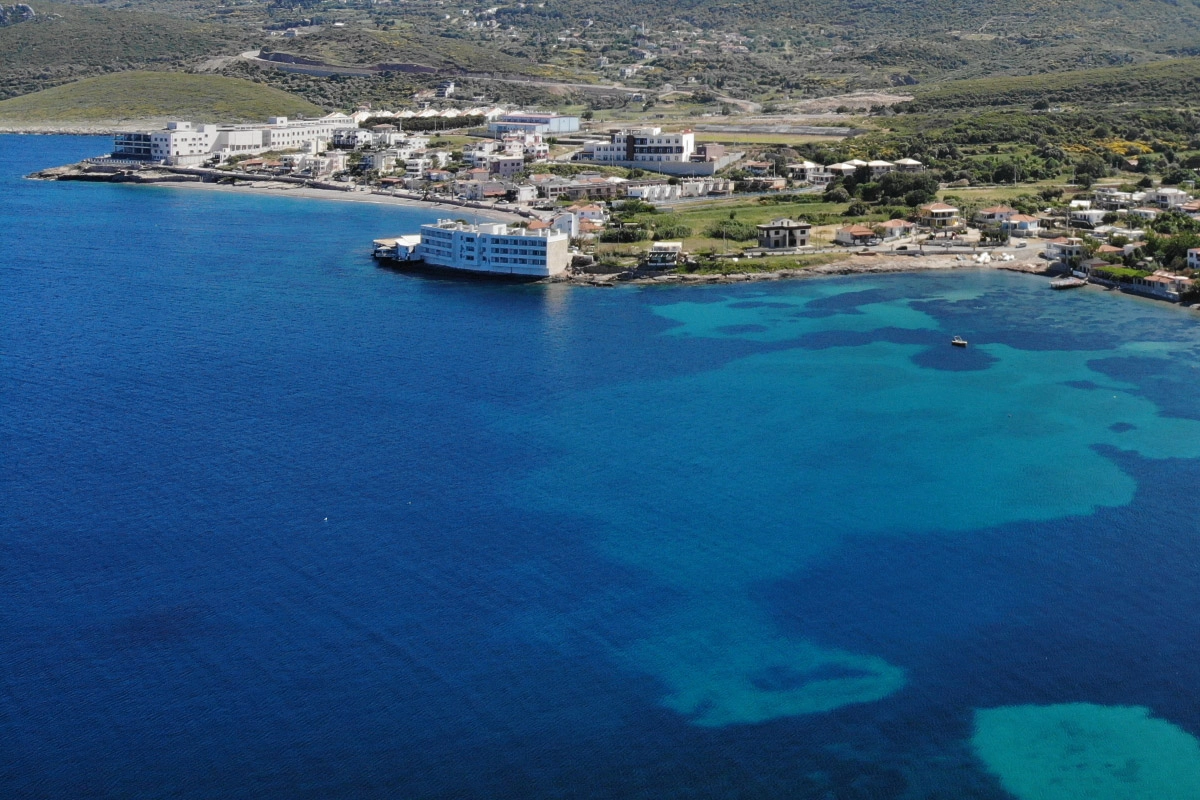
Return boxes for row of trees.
[822,169,941,208]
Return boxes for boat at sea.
[372,219,571,280]
[951,336,968,347]
[1050,277,1087,290]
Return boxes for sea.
[5,134,1200,800]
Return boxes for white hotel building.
[582,127,695,164]
[112,114,354,165]
[416,220,570,278]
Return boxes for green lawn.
[592,196,894,254]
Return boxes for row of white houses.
[786,158,925,185]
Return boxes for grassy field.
[605,196,878,254]
[0,72,324,124]
[693,132,846,146]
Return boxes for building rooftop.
[757,218,811,229]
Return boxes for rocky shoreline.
[556,254,1057,287]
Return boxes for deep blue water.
[5,135,1200,799]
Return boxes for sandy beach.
[139,179,523,222]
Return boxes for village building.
[1149,187,1192,209]
[878,219,916,239]
[1044,237,1087,262]
[564,203,607,223]
[996,214,1043,239]
[835,224,880,246]
[755,219,811,249]
[1070,208,1107,228]
[975,206,1017,225]
[691,143,727,163]
[786,161,822,183]
[644,242,684,269]
[919,203,962,229]
[893,158,925,173]
[867,160,895,179]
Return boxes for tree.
[879,171,938,206]
[1074,154,1109,183]
[859,182,882,202]
[992,162,1018,183]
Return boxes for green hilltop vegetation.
[0,72,324,123]
[258,25,549,75]
[0,3,248,100]
[899,58,1200,112]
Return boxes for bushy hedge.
[599,226,649,243]
[703,220,758,241]
[653,224,693,240]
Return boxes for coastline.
[140,179,521,222]
[560,252,1057,286]
[29,160,523,223]
[0,120,205,136]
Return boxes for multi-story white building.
[502,132,549,160]
[114,121,219,163]
[416,220,570,277]
[112,114,352,165]
[1149,187,1192,208]
[582,127,695,164]
[867,160,895,179]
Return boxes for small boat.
[951,336,968,347]
[1050,277,1087,290]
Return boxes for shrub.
[703,220,758,241]
[653,224,693,240]
[599,226,649,243]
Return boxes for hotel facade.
[416,220,570,278]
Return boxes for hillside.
[0,72,324,124]
[0,3,247,99]
[899,58,1200,112]
[258,25,549,76]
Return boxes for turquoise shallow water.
[6,135,1200,798]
